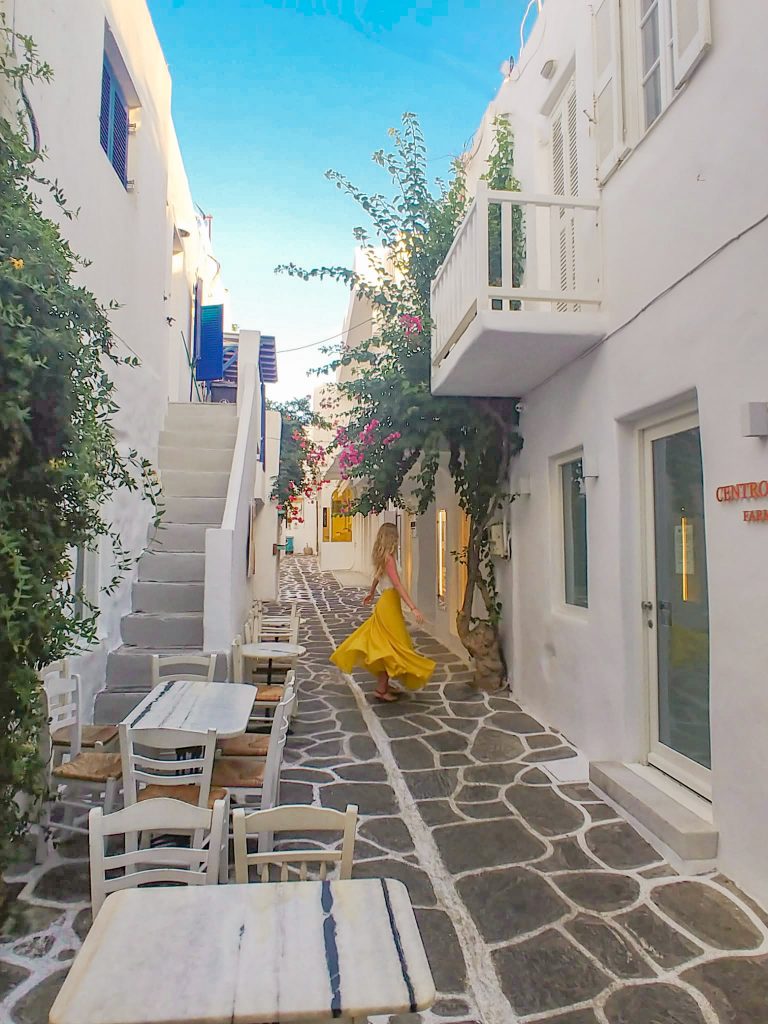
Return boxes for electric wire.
[531,208,768,395]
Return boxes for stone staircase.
[94,402,236,723]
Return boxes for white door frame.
[641,410,712,799]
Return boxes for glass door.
[643,414,711,796]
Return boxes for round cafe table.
[240,641,306,684]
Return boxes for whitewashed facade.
[10,0,278,716]
[432,0,768,903]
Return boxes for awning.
[259,334,278,383]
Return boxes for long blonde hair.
[372,523,399,582]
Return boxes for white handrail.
[204,363,260,652]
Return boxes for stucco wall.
[12,0,223,714]
[458,0,768,902]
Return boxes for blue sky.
[147,0,528,401]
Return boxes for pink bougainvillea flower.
[399,313,423,335]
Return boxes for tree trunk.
[456,522,506,690]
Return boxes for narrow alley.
[3,558,768,1024]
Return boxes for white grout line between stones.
[297,559,518,1024]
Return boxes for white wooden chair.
[36,671,122,862]
[89,797,228,917]
[150,653,216,689]
[239,601,301,687]
[42,661,118,767]
[245,601,300,644]
[232,803,358,883]
[210,683,296,811]
[120,725,226,809]
[230,637,289,729]
[217,671,296,759]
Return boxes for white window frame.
[551,449,589,616]
[597,0,712,179]
[639,408,712,799]
[637,0,675,132]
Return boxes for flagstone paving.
[2,555,768,1024]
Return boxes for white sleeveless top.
[376,559,399,592]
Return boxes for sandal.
[374,689,399,703]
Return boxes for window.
[561,458,588,608]
[100,58,129,186]
[436,509,447,605]
[593,0,711,179]
[639,0,674,129]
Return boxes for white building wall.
[10,0,226,711]
[457,0,768,903]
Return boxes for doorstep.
[590,761,718,870]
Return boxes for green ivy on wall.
[0,25,161,866]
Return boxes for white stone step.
[97,648,229,720]
[590,762,718,864]
[159,447,233,472]
[138,551,205,583]
[121,612,204,648]
[132,581,205,613]
[161,469,230,498]
[166,402,237,426]
[159,429,236,450]
[163,497,226,524]
[152,524,213,553]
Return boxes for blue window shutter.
[111,86,129,185]
[100,63,111,157]
[197,304,224,382]
[100,57,129,187]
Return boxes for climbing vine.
[0,26,161,865]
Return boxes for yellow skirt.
[330,589,436,691]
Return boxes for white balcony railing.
[430,183,602,367]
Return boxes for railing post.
[475,181,489,314]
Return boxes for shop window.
[436,509,447,605]
[561,458,588,608]
[331,489,353,542]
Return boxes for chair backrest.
[250,601,300,644]
[150,653,215,689]
[41,661,81,755]
[120,726,218,807]
[89,797,227,916]
[232,803,358,884]
[260,680,297,811]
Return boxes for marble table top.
[120,680,255,738]
[49,879,435,1024]
[241,641,307,659]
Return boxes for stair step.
[132,581,205,613]
[122,612,204,648]
[159,429,236,450]
[151,524,213,553]
[138,551,205,583]
[160,469,230,498]
[162,497,226,524]
[97,648,230,719]
[166,403,237,425]
[590,762,718,864]
[159,447,233,472]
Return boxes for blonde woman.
[331,522,436,701]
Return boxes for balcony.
[430,183,605,397]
